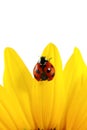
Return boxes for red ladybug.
[33,56,55,81]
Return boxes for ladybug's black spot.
[51,73,55,77]
[47,68,51,73]
[51,65,53,68]
[41,72,48,80]
[36,69,40,74]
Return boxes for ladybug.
[33,56,55,81]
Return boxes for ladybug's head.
[39,56,47,65]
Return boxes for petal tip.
[73,47,83,60]
[74,47,80,54]
[4,47,17,58]
[4,47,14,54]
[47,42,57,48]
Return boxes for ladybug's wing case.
[33,60,55,81]
[44,62,55,80]
[33,63,43,81]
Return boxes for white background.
[0,0,87,84]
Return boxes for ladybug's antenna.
[48,57,52,61]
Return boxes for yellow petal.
[63,47,87,130]
[0,85,17,130]
[66,74,87,130]
[31,43,66,129]
[63,47,87,97]
[0,85,24,129]
[3,48,35,129]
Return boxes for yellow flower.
[0,43,87,130]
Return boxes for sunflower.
[0,43,87,130]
